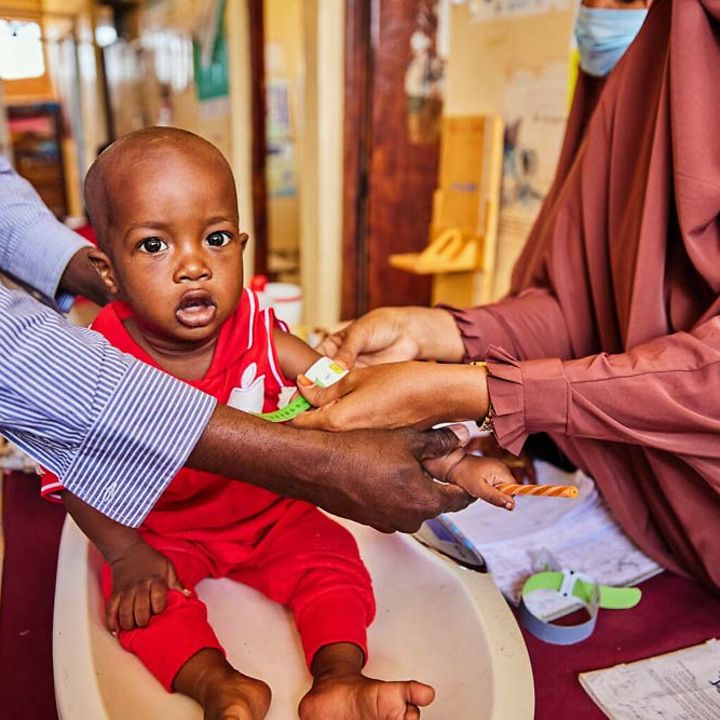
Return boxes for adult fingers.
[422,447,466,482]
[413,426,463,462]
[325,322,371,369]
[430,478,475,514]
[290,404,340,431]
[296,375,346,408]
[315,331,344,358]
[444,422,471,447]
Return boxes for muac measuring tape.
[253,356,348,423]
[519,554,642,645]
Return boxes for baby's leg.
[229,502,434,720]
[173,648,271,720]
[299,642,434,720]
[101,537,270,720]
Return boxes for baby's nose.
[176,252,211,282]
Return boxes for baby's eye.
[139,237,167,254]
[206,231,232,247]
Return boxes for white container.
[53,516,534,720]
[263,282,303,329]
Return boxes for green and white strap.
[253,356,348,423]
[519,569,642,645]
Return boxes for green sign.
[193,4,229,102]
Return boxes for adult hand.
[317,307,465,368]
[304,424,474,533]
[59,245,110,306]
[292,361,489,432]
[188,406,474,534]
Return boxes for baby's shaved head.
[84,127,235,250]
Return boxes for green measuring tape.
[252,356,347,423]
[254,395,311,423]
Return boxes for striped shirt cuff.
[61,362,217,527]
[7,217,90,309]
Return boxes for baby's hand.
[446,453,517,511]
[106,539,187,633]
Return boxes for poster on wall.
[193,0,229,101]
[405,0,445,144]
[265,81,297,198]
[500,61,568,220]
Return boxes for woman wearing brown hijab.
[295,0,720,591]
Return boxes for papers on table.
[579,639,720,720]
[445,461,662,619]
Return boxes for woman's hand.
[317,307,466,368]
[292,361,489,431]
[106,539,188,633]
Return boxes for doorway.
[342,0,444,318]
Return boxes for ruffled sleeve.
[485,346,569,455]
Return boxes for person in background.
[0,155,473,541]
[294,0,720,593]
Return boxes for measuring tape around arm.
[253,356,348,423]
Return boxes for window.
[0,20,45,80]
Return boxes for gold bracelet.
[470,361,494,433]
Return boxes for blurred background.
[0,0,578,328]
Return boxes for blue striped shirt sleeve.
[0,155,89,309]
[0,285,217,526]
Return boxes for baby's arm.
[273,327,322,380]
[62,491,186,632]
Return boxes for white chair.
[53,515,534,719]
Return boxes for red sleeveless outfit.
[42,290,374,691]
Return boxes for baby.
[42,127,515,720]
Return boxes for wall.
[103,0,232,157]
[264,0,302,256]
[300,0,344,327]
[101,0,255,273]
[444,3,575,299]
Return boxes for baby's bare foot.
[299,673,435,720]
[173,648,271,720]
[203,673,271,720]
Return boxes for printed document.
[579,639,720,720]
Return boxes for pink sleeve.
[439,287,575,363]
[486,316,720,456]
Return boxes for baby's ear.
[239,232,249,252]
[87,247,120,296]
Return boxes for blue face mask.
[574,5,648,78]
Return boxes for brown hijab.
[448,0,720,588]
[511,0,720,348]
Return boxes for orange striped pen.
[496,484,579,499]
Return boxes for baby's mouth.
[176,290,217,328]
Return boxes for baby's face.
[100,148,245,349]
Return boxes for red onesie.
[42,289,375,691]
